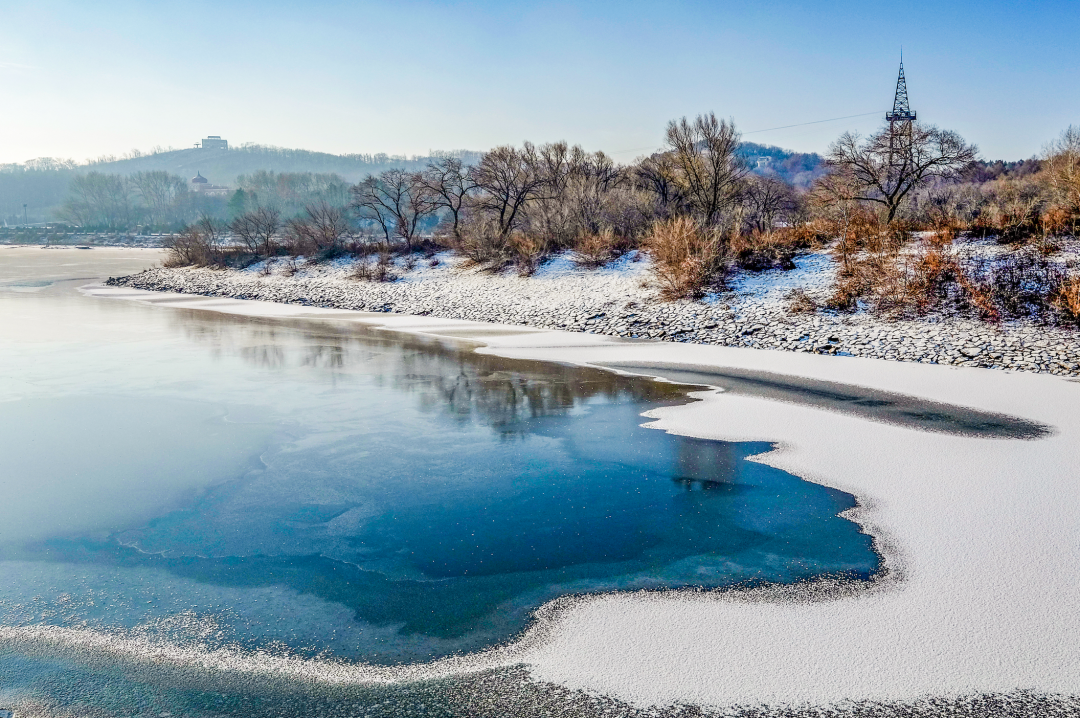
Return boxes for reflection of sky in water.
[0,255,878,712]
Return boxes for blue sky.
[1,0,1077,164]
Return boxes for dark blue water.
[0,253,878,714]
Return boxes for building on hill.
[199,135,229,150]
[190,172,230,196]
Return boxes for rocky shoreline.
[107,261,1080,379]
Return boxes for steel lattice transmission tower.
[886,57,917,124]
[885,55,917,167]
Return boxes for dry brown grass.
[508,233,548,276]
[729,229,797,271]
[573,228,628,268]
[1052,275,1080,322]
[644,216,728,300]
[821,216,925,312]
[821,223,1074,323]
[954,269,1001,323]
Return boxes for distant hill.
[85,144,484,186]
[3,141,827,225]
[1,145,481,224]
[737,141,827,189]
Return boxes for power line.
[743,111,886,135]
[609,110,886,156]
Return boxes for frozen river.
[0,248,876,716]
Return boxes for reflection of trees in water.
[168,308,692,432]
[300,344,346,370]
[239,344,286,369]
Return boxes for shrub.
[826,259,886,311]
[904,244,959,313]
[453,214,512,266]
[508,233,548,276]
[644,216,728,300]
[573,228,625,268]
[822,230,1073,323]
[1051,275,1080,323]
[163,226,220,267]
[786,288,818,313]
[729,228,805,271]
[285,202,350,257]
[967,247,1065,319]
[824,218,906,311]
[351,251,397,282]
[785,219,833,247]
[970,177,1045,243]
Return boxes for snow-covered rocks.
[106,251,1080,378]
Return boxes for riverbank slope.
[107,251,1080,378]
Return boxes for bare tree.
[566,149,624,236]
[743,175,797,232]
[286,201,351,254]
[1044,125,1080,223]
[979,176,1046,240]
[351,169,436,249]
[635,152,684,211]
[231,205,281,257]
[468,143,546,238]
[526,141,583,247]
[131,170,186,227]
[826,123,978,222]
[59,172,134,230]
[421,157,475,242]
[809,169,865,272]
[195,214,224,244]
[665,113,747,225]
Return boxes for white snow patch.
[722,252,837,311]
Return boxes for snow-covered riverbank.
[107,250,1080,377]
[81,283,1080,716]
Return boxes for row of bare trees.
[900,125,1080,241]
[59,170,212,230]
[167,201,356,267]
[165,113,809,283]
[167,110,1080,319]
[343,113,795,273]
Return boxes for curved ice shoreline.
[28,281,1073,716]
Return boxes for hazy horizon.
[2,0,1077,165]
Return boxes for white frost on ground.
[721,251,836,312]
[80,284,1080,712]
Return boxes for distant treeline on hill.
[0,145,482,225]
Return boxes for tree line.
[153,112,1080,323]
[50,170,356,232]
[171,113,808,277]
